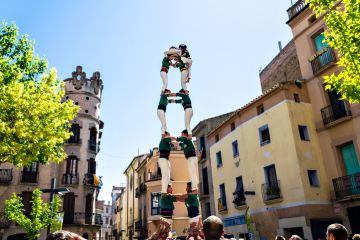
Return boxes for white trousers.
[158,157,171,193]
[157,109,167,135]
[187,156,199,190]
[185,108,193,135]
[181,70,188,91]
[160,71,168,92]
[181,57,192,80]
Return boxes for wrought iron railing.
[62,173,79,185]
[0,169,13,184]
[88,140,98,152]
[140,182,147,193]
[217,198,228,212]
[20,171,38,183]
[321,104,351,125]
[287,0,308,20]
[232,192,246,207]
[261,180,282,202]
[333,173,360,200]
[310,47,336,75]
[64,212,103,225]
[83,173,102,188]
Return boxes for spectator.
[352,234,360,240]
[275,236,286,240]
[326,224,348,240]
[202,216,224,240]
[289,235,303,240]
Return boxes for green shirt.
[185,194,199,208]
[162,57,170,69]
[175,93,191,107]
[176,136,195,154]
[159,137,172,152]
[160,195,177,210]
[158,95,168,106]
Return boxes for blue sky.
[1,0,294,202]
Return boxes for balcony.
[83,173,103,188]
[217,198,228,213]
[0,169,13,184]
[149,173,161,181]
[310,47,337,75]
[20,171,38,183]
[321,104,351,126]
[135,220,143,231]
[88,140,98,152]
[0,212,11,228]
[232,192,246,207]
[62,173,79,185]
[287,0,309,22]
[262,180,283,204]
[333,173,360,201]
[64,212,103,226]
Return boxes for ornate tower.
[61,66,104,238]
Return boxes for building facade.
[0,66,104,240]
[96,201,112,240]
[192,113,234,219]
[111,185,126,240]
[286,0,360,233]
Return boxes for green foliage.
[0,21,79,167]
[5,188,62,240]
[306,0,360,102]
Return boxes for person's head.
[163,89,171,94]
[352,234,360,240]
[202,215,224,240]
[275,236,286,240]
[163,131,170,137]
[167,184,173,194]
[46,231,84,240]
[289,235,302,240]
[182,129,189,137]
[179,44,187,50]
[179,88,189,94]
[170,46,177,50]
[327,224,348,240]
[186,182,192,193]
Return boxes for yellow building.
[286,0,360,233]
[208,83,336,240]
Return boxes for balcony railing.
[64,212,103,226]
[321,104,351,126]
[83,173,103,188]
[149,173,161,181]
[62,173,79,185]
[0,169,13,184]
[88,141,98,152]
[20,171,38,183]
[232,192,246,207]
[310,47,337,75]
[287,0,308,20]
[0,212,11,228]
[333,173,360,200]
[217,198,228,212]
[262,180,283,203]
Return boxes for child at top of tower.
[178,44,192,82]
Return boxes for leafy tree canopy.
[0,21,79,167]
[307,0,360,102]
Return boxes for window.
[199,136,207,159]
[298,125,310,141]
[23,162,39,173]
[66,156,78,174]
[219,184,227,211]
[88,158,96,174]
[216,151,223,168]
[230,122,235,131]
[257,104,264,115]
[89,127,97,151]
[202,167,209,195]
[21,191,33,217]
[215,134,219,142]
[232,140,239,157]
[264,165,281,200]
[151,192,161,215]
[22,162,39,183]
[308,170,320,187]
[106,207,109,213]
[294,93,300,103]
[233,176,245,206]
[205,202,211,218]
[259,124,271,146]
[313,32,328,52]
[68,124,81,143]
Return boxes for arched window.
[68,124,81,143]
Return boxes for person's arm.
[174,99,182,104]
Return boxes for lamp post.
[41,178,70,235]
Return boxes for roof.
[123,153,148,174]
[207,83,283,137]
[192,111,235,135]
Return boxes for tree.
[306,0,360,103]
[5,188,62,240]
[0,21,79,167]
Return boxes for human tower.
[148,45,202,240]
